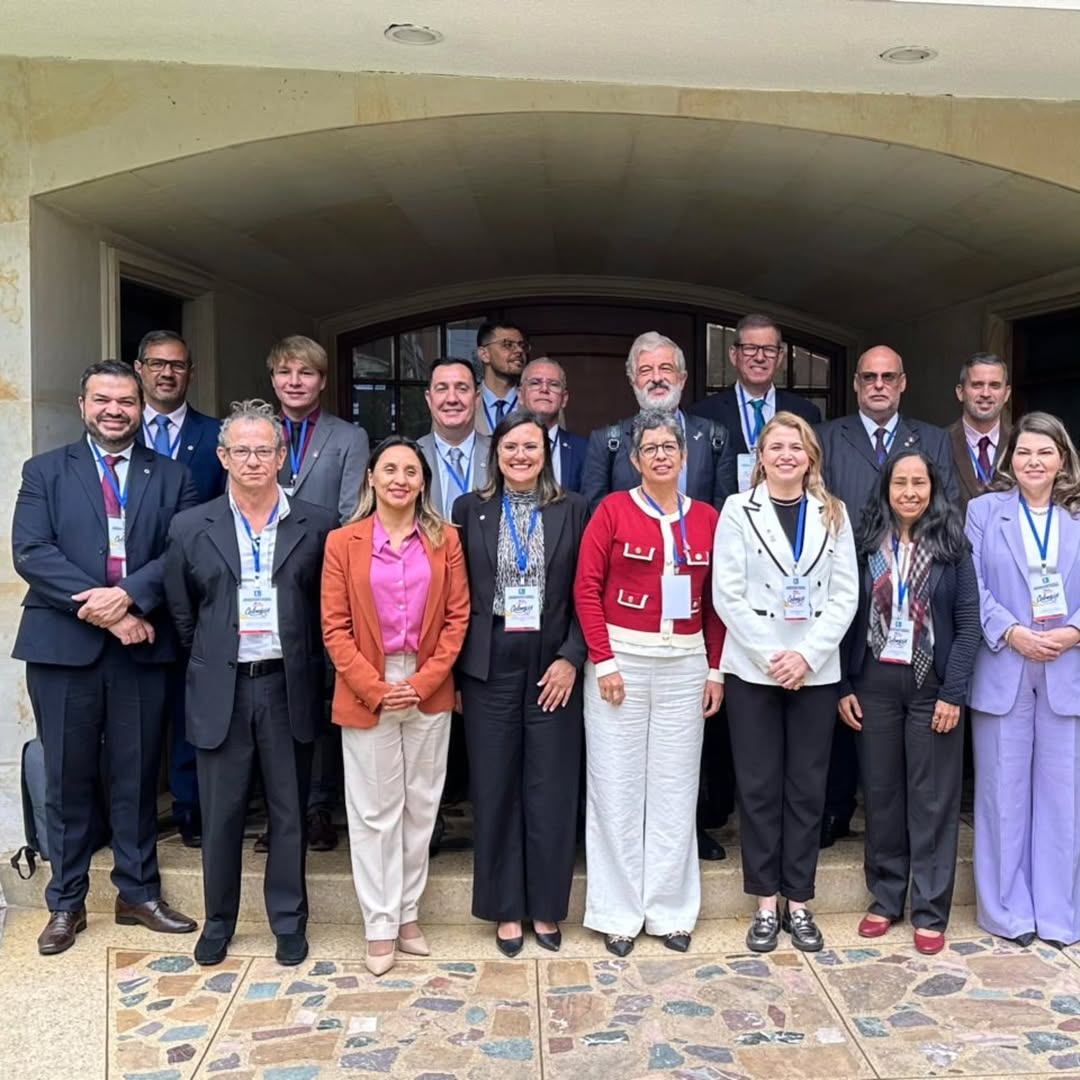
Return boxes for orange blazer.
[321,516,470,728]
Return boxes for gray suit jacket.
[417,430,492,519]
[277,412,370,525]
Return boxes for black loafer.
[275,932,309,966]
[1044,938,1068,950]
[535,927,561,952]
[1007,931,1037,948]
[746,909,780,953]
[194,933,230,966]
[664,932,691,953]
[496,930,524,958]
[819,815,853,849]
[783,905,824,952]
[605,934,635,957]
[178,813,202,849]
[697,826,726,861]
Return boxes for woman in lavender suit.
[966,412,1080,947]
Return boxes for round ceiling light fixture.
[879,45,938,63]
[385,23,444,45]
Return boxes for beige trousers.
[341,653,451,940]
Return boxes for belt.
[235,658,285,678]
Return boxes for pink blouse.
[370,519,432,654]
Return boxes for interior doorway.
[1012,306,1080,443]
[119,279,186,366]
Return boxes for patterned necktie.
[152,414,172,456]
[494,400,508,425]
[874,427,888,466]
[750,399,766,443]
[101,454,125,586]
[977,435,992,484]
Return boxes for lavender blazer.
[965,490,1080,716]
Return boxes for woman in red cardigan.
[573,407,725,957]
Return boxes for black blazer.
[690,387,821,455]
[840,550,981,705]
[581,411,736,513]
[452,490,589,682]
[164,493,336,749]
[12,439,198,666]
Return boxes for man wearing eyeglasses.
[691,315,821,492]
[816,344,958,849]
[518,357,588,493]
[474,321,530,436]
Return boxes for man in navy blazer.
[518,356,589,493]
[12,360,200,955]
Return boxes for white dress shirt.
[142,402,188,459]
[231,486,290,661]
[88,435,133,490]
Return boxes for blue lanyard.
[444,449,473,495]
[968,444,992,486]
[501,494,540,576]
[877,425,898,452]
[792,497,807,567]
[738,384,766,449]
[239,503,280,576]
[143,418,182,457]
[92,444,129,511]
[1020,495,1053,569]
[283,418,309,482]
[483,393,516,433]
[642,490,690,567]
[892,537,912,610]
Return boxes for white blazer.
[712,484,858,686]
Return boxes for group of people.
[13,316,1080,974]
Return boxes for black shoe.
[254,830,269,854]
[429,812,446,858]
[1006,931,1037,948]
[605,934,635,957]
[664,931,691,953]
[535,926,562,952]
[275,932,309,966]
[783,905,824,952]
[819,815,852,849]
[194,933,230,966]
[306,809,338,852]
[177,812,202,849]
[746,909,780,953]
[697,827,726,861]
[495,927,524,958]
[1044,938,1068,950]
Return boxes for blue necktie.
[750,399,766,442]
[153,414,172,456]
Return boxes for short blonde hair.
[266,335,328,376]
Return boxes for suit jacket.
[277,412,370,524]
[12,439,198,666]
[690,386,822,455]
[320,517,470,727]
[840,550,981,705]
[138,405,225,505]
[581,410,737,513]
[965,490,1080,716]
[554,426,588,494]
[817,414,960,529]
[452,490,590,682]
[164,493,336,748]
[417,430,492,519]
[948,418,1011,516]
[712,485,858,686]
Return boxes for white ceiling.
[3,0,1080,100]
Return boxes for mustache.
[646,380,671,393]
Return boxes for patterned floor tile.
[538,951,874,1079]
[813,936,1080,1077]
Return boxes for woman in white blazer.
[712,412,858,954]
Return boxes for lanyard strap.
[738,384,766,449]
[792,497,807,567]
[144,418,182,457]
[283,418,309,481]
[642,490,690,566]
[92,444,130,511]
[240,503,280,576]
[444,449,473,495]
[892,536,913,611]
[967,444,991,486]
[1020,495,1053,568]
[483,393,516,433]
[501,495,540,576]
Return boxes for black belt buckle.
[241,659,283,678]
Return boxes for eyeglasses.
[482,338,530,354]
[858,371,902,386]
[734,344,782,360]
[637,442,681,459]
[522,377,564,391]
[140,358,191,373]
[224,446,278,461]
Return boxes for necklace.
[770,493,804,506]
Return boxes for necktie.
[977,435,992,484]
[448,447,466,486]
[494,400,508,425]
[874,427,888,466]
[101,454,125,586]
[750,399,766,443]
[446,447,466,516]
[152,414,172,456]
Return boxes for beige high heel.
[396,931,430,956]
[365,947,396,977]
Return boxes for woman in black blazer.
[839,449,980,955]
[452,410,589,956]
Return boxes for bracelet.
[1004,624,1018,647]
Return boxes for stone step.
[1,822,974,924]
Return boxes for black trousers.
[699,701,735,830]
[824,719,859,823]
[198,668,313,938]
[854,656,962,930]
[727,676,838,901]
[459,623,582,923]
[28,642,167,912]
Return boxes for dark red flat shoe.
[914,928,945,955]
[858,913,895,938]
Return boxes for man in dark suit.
[13,360,199,955]
[134,329,225,847]
[165,399,335,967]
[691,314,821,492]
[949,351,1012,516]
[518,356,589,493]
[816,344,959,848]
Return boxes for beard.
[633,382,682,412]
[85,415,139,451]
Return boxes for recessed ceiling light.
[384,23,444,45]
[880,45,939,62]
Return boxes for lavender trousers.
[972,659,1080,945]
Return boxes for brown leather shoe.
[38,909,87,955]
[115,897,197,934]
[307,809,338,852]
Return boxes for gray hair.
[219,398,284,449]
[630,408,685,457]
[625,331,686,381]
[520,356,567,387]
[958,351,1009,386]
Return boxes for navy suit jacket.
[690,387,822,455]
[12,438,199,666]
[554,427,589,494]
[138,406,224,505]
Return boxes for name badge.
[782,575,810,621]
[239,580,277,635]
[1030,571,1068,622]
[504,585,541,631]
[661,574,693,620]
[880,617,914,665]
[737,453,755,493]
[107,516,126,559]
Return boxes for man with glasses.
[816,345,958,849]
[474,321,530,436]
[518,356,588,493]
[692,315,821,492]
[134,330,225,848]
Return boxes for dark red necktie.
[102,454,124,586]
[977,436,992,485]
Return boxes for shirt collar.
[481,383,517,409]
[859,411,898,439]
[963,419,1000,448]
[143,402,188,428]
[548,424,560,445]
[280,406,321,428]
[228,484,292,524]
[433,429,476,459]
[373,516,420,551]
[737,383,776,408]
[87,434,133,461]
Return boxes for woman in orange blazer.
[322,435,469,976]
